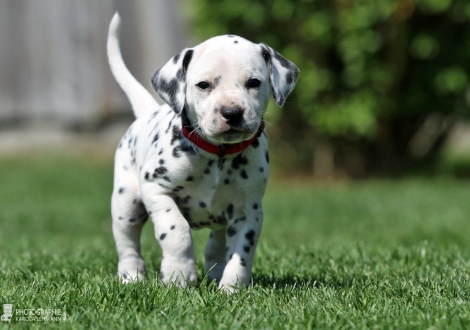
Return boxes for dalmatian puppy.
[107,13,299,291]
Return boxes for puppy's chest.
[170,156,254,229]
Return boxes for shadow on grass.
[252,273,355,290]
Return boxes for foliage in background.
[188,0,470,177]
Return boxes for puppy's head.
[151,35,299,144]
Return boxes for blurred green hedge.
[188,0,470,177]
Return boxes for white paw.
[218,260,251,292]
[118,258,146,283]
[160,257,197,288]
[218,278,250,294]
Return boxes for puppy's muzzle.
[220,106,245,127]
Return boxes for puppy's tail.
[107,12,159,118]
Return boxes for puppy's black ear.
[260,44,299,107]
[151,49,194,114]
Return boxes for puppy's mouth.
[220,129,251,143]
[215,123,261,144]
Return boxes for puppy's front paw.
[160,257,197,288]
[118,257,146,283]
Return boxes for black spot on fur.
[153,167,168,179]
[251,137,260,148]
[173,53,180,64]
[160,233,166,240]
[173,146,182,157]
[166,208,171,213]
[155,166,168,175]
[226,204,234,219]
[274,50,296,70]
[265,151,270,164]
[245,229,255,239]
[181,142,194,154]
[286,71,295,84]
[231,154,248,170]
[182,50,194,74]
[159,148,164,155]
[245,230,255,246]
[152,76,180,112]
[214,213,227,225]
[118,216,123,220]
[224,178,231,185]
[152,133,159,145]
[170,225,175,230]
[240,258,246,267]
[165,121,172,134]
[261,46,271,63]
[243,246,251,253]
[234,40,238,44]
[176,68,184,81]
[199,201,206,208]
[159,159,165,165]
[204,167,211,174]
[259,167,264,173]
[253,203,259,210]
[229,253,233,260]
[171,125,180,145]
[186,176,194,181]
[227,226,236,237]
[118,188,125,194]
[240,170,248,179]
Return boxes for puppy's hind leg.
[112,165,148,282]
[204,228,227,281]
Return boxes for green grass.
[0,155,469,329]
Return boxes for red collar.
[182,122,265,158]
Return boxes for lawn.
[0,155,469,329]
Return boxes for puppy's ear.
[151,49,194,114]
[260,45,299,107]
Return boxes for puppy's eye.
[196,81,211,90]
[246,78,261,89]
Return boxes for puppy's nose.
[220,106,244,126]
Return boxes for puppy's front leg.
[142,191,197,287]
[219,210,263,292]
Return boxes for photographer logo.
[1,304,13,322]
[1,304,65,322]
